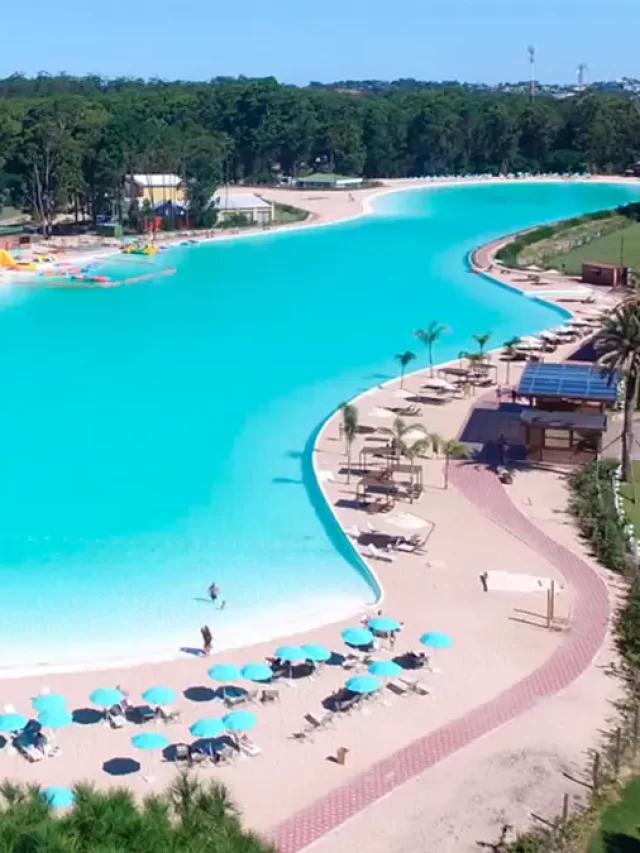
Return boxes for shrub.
[568,460,626,571]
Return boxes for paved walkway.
[267,462,610,853]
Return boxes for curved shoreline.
[0,177,633,679]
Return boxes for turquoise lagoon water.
[1,180,639,674]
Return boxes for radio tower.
[577,63,588,89]
[528,46,536,100]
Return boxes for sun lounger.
[305,712,334,731]
[237,735,262,757]
[224,690,258,709]
[13,735,45,763]
[291,727,314,743]
[174,743,190,764]
[341,654,360,671]
[363,543,396,562]
[158,706,183,723]
[107,704,127,728]
[387,680,410,697]
[260,689,280,705]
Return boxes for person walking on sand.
[201,625,212,656]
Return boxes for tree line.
[1,75,640,228]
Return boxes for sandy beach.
[0,176,634,852]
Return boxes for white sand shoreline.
[0,175,635,677]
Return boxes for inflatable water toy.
[122,243,158,256]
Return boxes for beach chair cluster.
[13,729,61,762]
[175,733,263,767]
[224,689,279,709]
[107,701,183,728]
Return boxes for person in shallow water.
[201,625,212,656]
[208,582,219,602]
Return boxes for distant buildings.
[296,173,364,189]
[211,191,273,225]
[124,175,185,208]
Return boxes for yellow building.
[124,174,185,207]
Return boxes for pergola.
[516,362,619,463]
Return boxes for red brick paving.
[267,461,610,853]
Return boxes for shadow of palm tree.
[602,832,640,853]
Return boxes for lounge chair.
[158,706,183,723]
[224,690,258,709]
[363,543,396,562]
[305,712,334,731]
[387,680,410,697]
[133,704,156,724]
[13,734,44,763]
[237,734,262,757]
[174,743,191,765]
[341,654,360,671]
[291,727,314,743]
[215,744,237,765]
[396,535,427,554]
[107,704,127,728]
[260,689,280,705]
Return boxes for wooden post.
[562,793,570,823]
[614,727,622,776]
[593,751,601,792]
[336,747,349,766]
[546,588,552,630]
[549,580,555,625]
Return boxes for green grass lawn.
[548,221,640,274]
[588,775,640,853]
[619,461,640,535]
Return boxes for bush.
[568,460,627,571]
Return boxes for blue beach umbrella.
[190,717,226,739]
[38,709,73,730]
[42,786,76,809]
[0,713,28,733]
[32,693,67,713]
[419,632,453,649]
[274,645,307,663]
[224,710,257,732]
[241,663,273,682]
[346,674,382,694]
[341,627,374,648]
[368,616,401,633]
[142,687,177,706]
[131,732,170,751]
[208,663,241,682]
[302,644,332,663]
[90,687,124,708]
[368,660,402,678]
[208,663,241,699]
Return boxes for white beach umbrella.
[422,378,456,392]
[367,407,395,419]
[402,427,429,446]
[385,512,429,531]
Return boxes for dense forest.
[1,74,639,228]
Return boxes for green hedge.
[495,202,640,268]
[568,460,627,571]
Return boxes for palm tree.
[415,322,447,376]
[429,433,468,489]
[502,336,521,385]
[0,775,275,853]
[340,403,359,484]
[595,301,640,481]
[381,418,430,502]
[395,351,416,389]
[473,332,492,358]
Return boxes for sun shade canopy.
[518,362,619,403]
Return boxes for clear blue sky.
[2,0,637,85]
